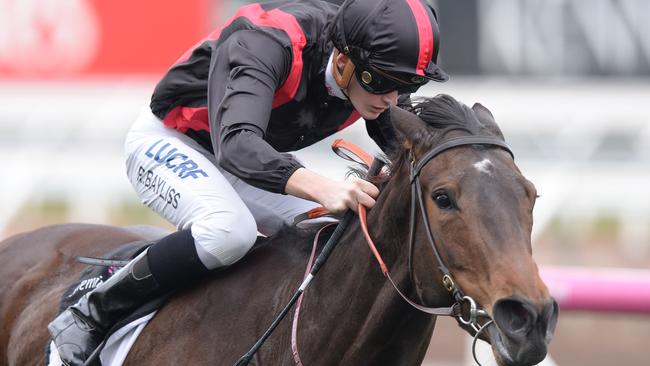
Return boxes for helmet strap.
[332,49,355,90]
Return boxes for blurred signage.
[438,0,650,77]
[0,0,215,78]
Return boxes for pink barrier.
[540,266,650,314]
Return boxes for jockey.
[48,0,448,363]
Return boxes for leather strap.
[411,136,513,182]
[292,207,339,226]
[358,204,462,317]
[407,136,513,304]
[331,49,355,89]
[331,138,375,168]
[291,223,336,366]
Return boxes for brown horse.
[0,94,557,366]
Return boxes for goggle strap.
[332,50,356,89]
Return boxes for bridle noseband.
[406,136,514,331]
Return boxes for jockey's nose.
[381,90,398,106]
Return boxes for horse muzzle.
[488,296,559,366]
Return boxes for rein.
[291,223,337,366]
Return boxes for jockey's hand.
[286,168,379,214]
[317,177,379,213]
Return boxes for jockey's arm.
[211,30,378,213]
[211,31,302,194]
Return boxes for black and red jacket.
[150,0,397,193]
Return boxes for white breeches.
[124,107,319,269]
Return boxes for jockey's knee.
[191,210,257,269]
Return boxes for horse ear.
[471,103,505,139]
[389,105,429,151]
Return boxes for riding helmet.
[329,0,448,93]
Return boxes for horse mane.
[409,94,485,142]
[376,94,502,185]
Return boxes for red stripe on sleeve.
[237,4,306,108]
[176,3,306,107]
[405,0,434,76]
[165,3,307,132]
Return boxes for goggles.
[354,65,429,95]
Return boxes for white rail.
[1,79,649,238]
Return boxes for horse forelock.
[411,94,489,146]
[380,94,503,187]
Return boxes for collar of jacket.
[325,51,348,100]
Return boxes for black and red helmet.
[329,0,448,94]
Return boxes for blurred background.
[1,0,649,365]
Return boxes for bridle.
[358,135,514,364]
[408,136,514,322]
[410,136,516,366]
[241,136,516,366]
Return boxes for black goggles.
[354,65,429,95]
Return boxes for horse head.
[385,95,558,366]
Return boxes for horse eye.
[432,191,453,209]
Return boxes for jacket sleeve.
[208,30,303,194]
[365,94,413,155]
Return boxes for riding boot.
[48,229,209,365]
[47,248,160,365]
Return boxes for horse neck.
[303,168,437,365]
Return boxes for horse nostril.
[493,298,537,337]
[543,298,560,342]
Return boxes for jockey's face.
[347,72,398,120]
[335,53,398,120]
